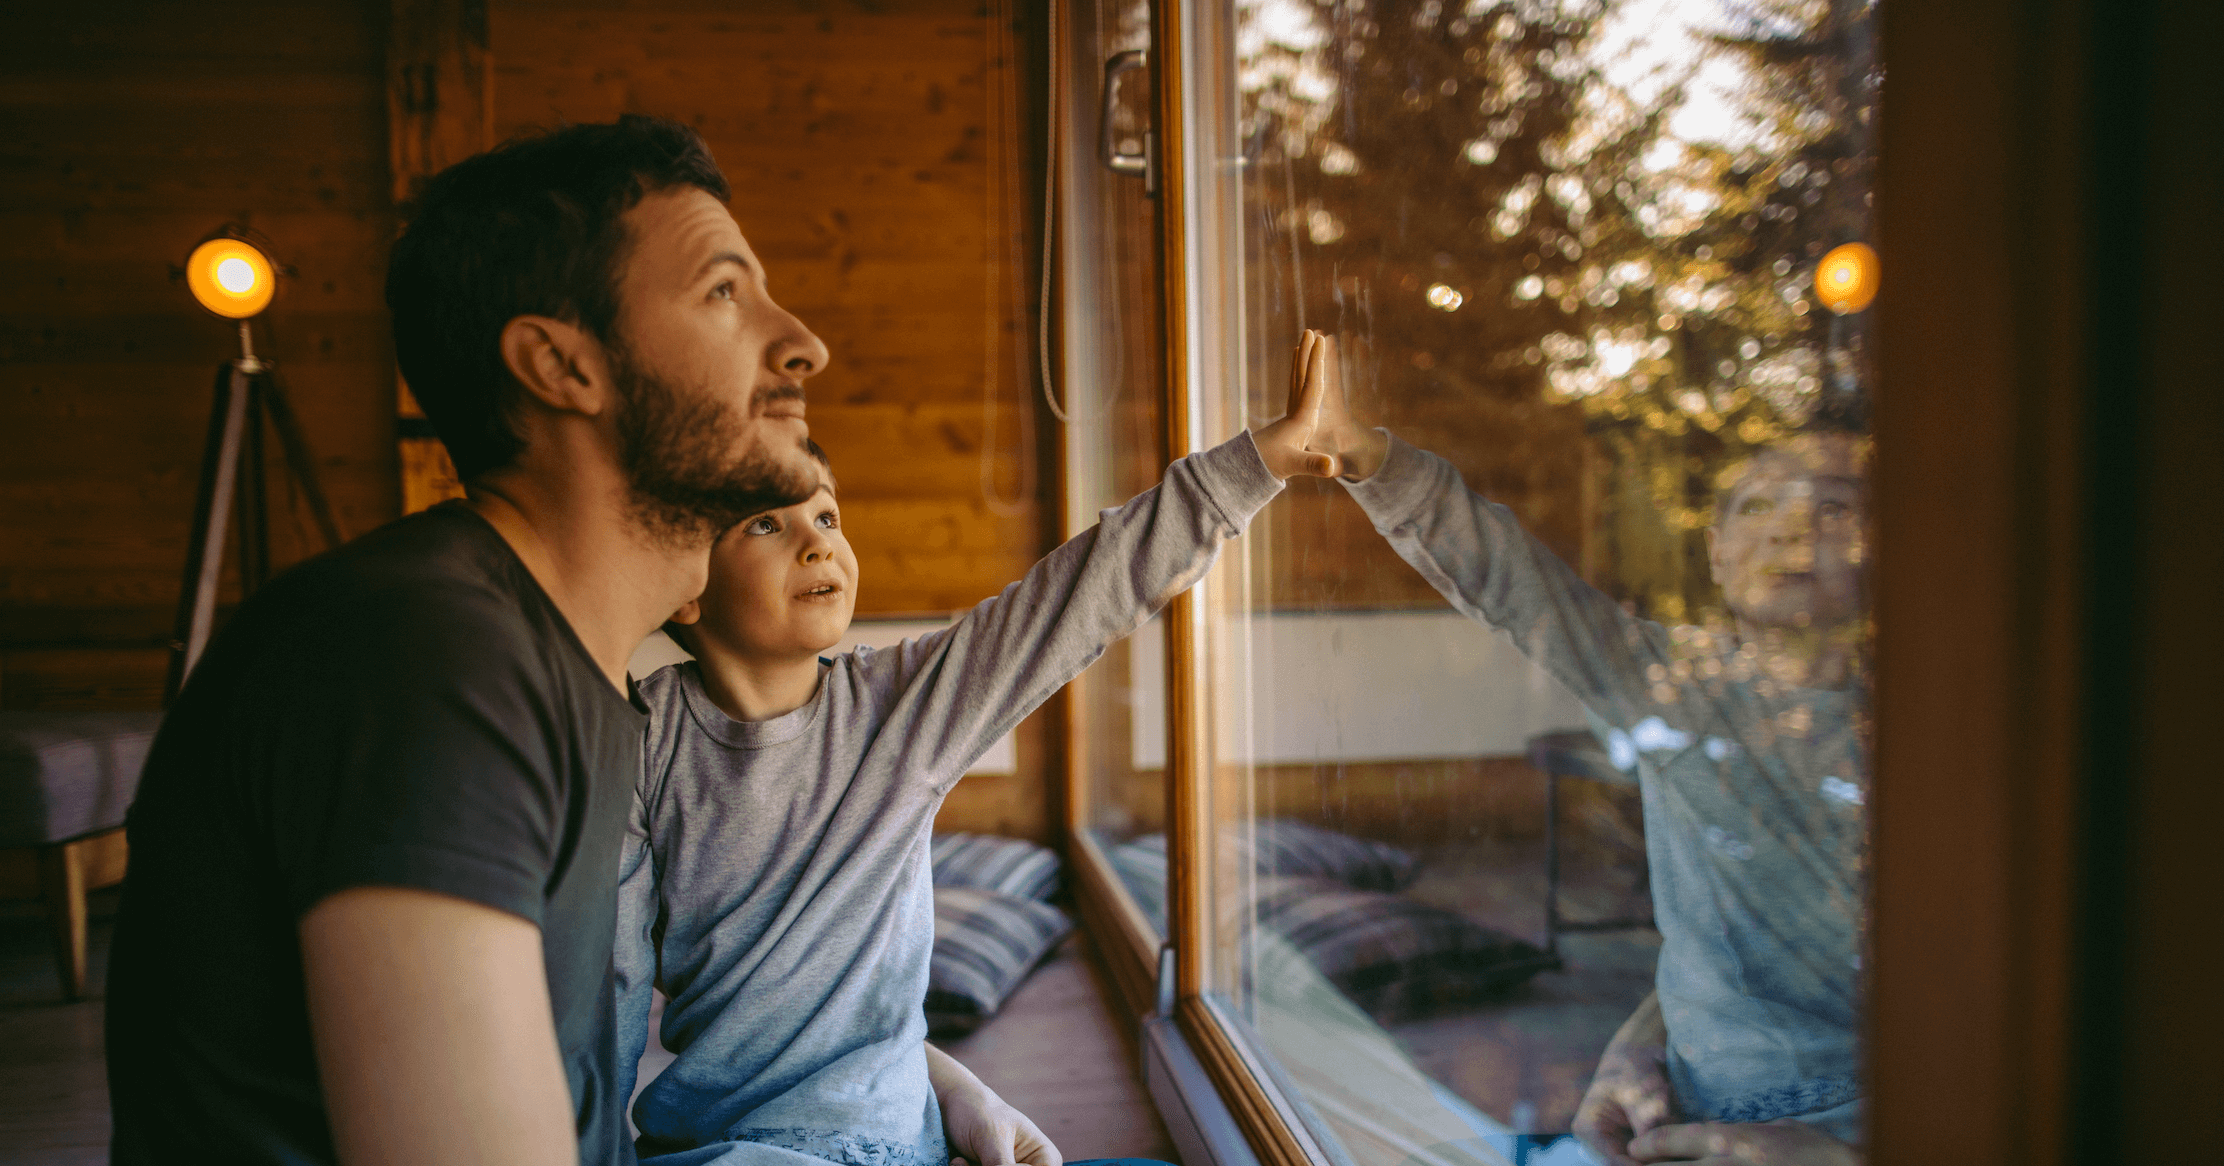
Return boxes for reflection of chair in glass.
[1525,731,1655,963]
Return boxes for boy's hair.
[1712,419,1869,524]
[662,440,836,655]
[386,115,730,480]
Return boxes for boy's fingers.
[1311,452,1340,478]
[1286,330,1316,418]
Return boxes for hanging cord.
[980,0,1037,515]
[1037,0,1068,423]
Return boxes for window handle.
[1098,49,1157,196]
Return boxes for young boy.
[613,337,1346,1165]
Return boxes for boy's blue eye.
[816,511,838,529]
[745,515,778,535]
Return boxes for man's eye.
[1740,497,1774,516]
[1818,501,1850,519]
[712,281,734,301]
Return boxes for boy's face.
[1707,435,1867,630]
[686,481,859,661]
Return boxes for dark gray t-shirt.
[106,503,646,1166]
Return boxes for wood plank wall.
[0,0,1061,841]
[0,4,402,711]
[488,0,1059,839]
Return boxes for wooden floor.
[0,894,1174,1165]
[935,935,1180,1163]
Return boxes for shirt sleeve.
[256,587,570,926]
[855,429,1286,791]
[1341,430,1672,727]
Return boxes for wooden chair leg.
[39,841,88,1001]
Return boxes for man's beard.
[609,346,815,547]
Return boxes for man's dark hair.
[386,115,730,480]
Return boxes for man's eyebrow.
[694,250,753,282]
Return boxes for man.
[106,116,826,1166]
[1298,337,1868,1166]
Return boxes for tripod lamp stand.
[166,229,344,700]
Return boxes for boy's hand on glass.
[1626,1119,1862,1165]
[1256,329,1389,481]
[1253,329,1342,479]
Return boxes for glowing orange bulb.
[1814,242,1880,315]
[186,237,276,318]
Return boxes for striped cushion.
[1251,819,1419,892]
[1255,876,1554,1022]
[1117,820,1418,893]
[924,887,1073,1037]
[929,832,1061,901]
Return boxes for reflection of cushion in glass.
[930,832,1061,901]
[1252,819,1420,892]
[1119,820,1419,893]
[1256,877,1554,1023]
[924,887,1073,1038]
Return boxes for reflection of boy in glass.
[1297,333,1867,1166]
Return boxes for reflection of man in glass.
[1296,334,1867,1165]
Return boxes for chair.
[1525,729,1656,961]
[0,711,161,999]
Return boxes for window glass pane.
[1062,0,1173,920]
[1171,1,1879,1161]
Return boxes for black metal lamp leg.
[165,362,253,703]
[260,370,343,552]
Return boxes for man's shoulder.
[214,506,559,686]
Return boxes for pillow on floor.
[925,887,1074,1038]
[1118,821,1419,893]
[930,832,1062,902]
[1255,877,1555,1023]
[1252,818,1420,892]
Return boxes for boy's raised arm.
[1308,337,1671,721]
[858,335,1350,789]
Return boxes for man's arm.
[925,1043,1061,1166]
[302,887,576,1166]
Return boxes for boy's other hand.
[941,1081,1062,1166]
[1253,330,1388,481]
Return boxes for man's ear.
[1703,526,1725,587]
[498,315,613,418]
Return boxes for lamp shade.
[185,236,276,319]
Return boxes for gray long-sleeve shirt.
[614,431,1284,1166]
[1344,433,1867,1142]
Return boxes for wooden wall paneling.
[388,0,491,514]
[0,3,399,707]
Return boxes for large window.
[1063,1,1878,1161]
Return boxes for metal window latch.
[1155,941,1177,1017]
[1098,49,1157,197]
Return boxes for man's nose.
[767,308,832,381]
